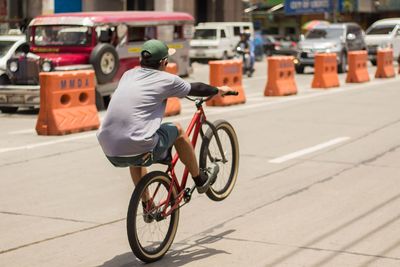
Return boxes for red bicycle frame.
[150,103,207,217]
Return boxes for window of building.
[233,26,241,36]
[221,29,226,38]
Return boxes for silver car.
[0,34,27,83]
[295,23,366,74]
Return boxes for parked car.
[0,33,36,113]
[365,18,400,65]
[295,23,366,74]
[0,34,27,83]
[261,35,297,56]
[273,36,298,56]
[263,35,277,56]
[190,22,254,61]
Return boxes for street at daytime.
[1,0,400,266]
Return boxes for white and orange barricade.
[36,70,100,135]
[346,51,370,83]
[264,56,297,96]
[312,53,340,89]
[375,49,395,78]
[164,63,182,116]
[207,60,246,106]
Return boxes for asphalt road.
[1,60,400,266]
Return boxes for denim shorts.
[106,122,179,167]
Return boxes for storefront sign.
[284,0,333,14]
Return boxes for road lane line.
[8,129,36,135]
[0,133,96,154]
[269,137,350,163]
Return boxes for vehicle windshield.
[0,41,16,57]
[194,29,217,40]
[34,25,91,46]
[306,28,344,39]
[366,25,396,35]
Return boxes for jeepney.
[0,11,194,112]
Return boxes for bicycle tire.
[126,171,179,263]
[200,120,239,201]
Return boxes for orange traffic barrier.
[164,62,181,116]
[36,70,100,135]
[346,51,370,83]
[264,56,297,96]
[207,60,246,106]
[375,49,395,78]
[312,53,340,89]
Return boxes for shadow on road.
[98,229,234,267]
[0,108,39,116]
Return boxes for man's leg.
[173,123,199,177]
[172,123,212,193]
[129,166,150,201]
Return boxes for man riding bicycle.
[97,39,231,200]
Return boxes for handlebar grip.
[222,91,239,96]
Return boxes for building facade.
[0,0,244,33]
[248,0,400,40]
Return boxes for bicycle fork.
[203,120,228,164]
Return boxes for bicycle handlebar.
[186,91,239,102]
[221,91,239,96]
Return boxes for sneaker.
[142,201,155,223]
[195,170,212,194]
[195,164,219,194]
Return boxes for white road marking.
[0,133,96,154]
[8,129,36,135]
[269,137,350,163]
[0,76,397,154]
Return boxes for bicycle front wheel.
[126,171,180,263]
[200,120,239,201]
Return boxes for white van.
[365,18,400,65]
[190,22,254,60]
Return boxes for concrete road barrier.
[164,63,182,117]
[35,70,100,135]
[264,56,297,96]
[346,51,370,83]
[207,60,246,106]
[375,49,395,79]
[312,53,340,89]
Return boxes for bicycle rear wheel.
[126,171,179,263]
[200,120,239,201]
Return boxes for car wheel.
[90,43,119,84]
[338,52,347,73]
[95,90,107,111]
[0,107,18,113]
[370,59,377,66]
[295,65,304,74]
[0,74,10,85]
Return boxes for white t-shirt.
[97,67,190,157]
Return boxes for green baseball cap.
[141,39,176,62]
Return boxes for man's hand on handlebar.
[217,86,238,96]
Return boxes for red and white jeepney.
[0,11,194,112]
